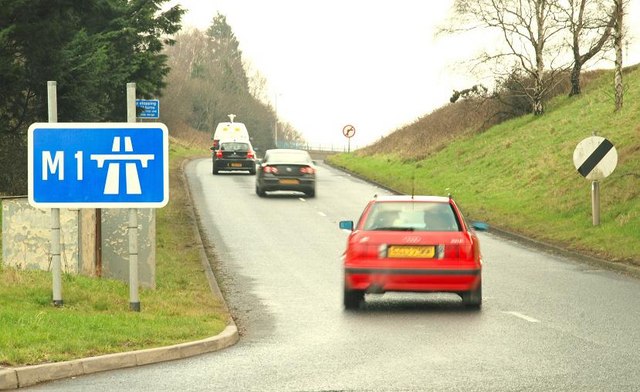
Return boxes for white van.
[211,115,250,149]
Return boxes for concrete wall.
[101,209,156,289]
[2,198,80,272]
[1,197,155,288]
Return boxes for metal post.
[95,208,102,277]
[274,93,278,147]
[48,81,63,307]
[128,208,140,311]
[127,82,141,311]
[591,181,600,226]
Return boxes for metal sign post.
[47,81,63,307]
[342,124,356,153]
[127,83,140,312]
[591,181,600,226]
[28,85,168,312]
[573,136,617,226]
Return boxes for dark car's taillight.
[300,166,315,174]
[262,165,278,174]
[247,150,255,159]
[216,150,223,158]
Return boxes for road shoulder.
[0,157,238,391]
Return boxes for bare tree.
[613,0,624,111]
[445,0,568,115]
[559,0,615,96]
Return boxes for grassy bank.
[328,68,640,266]
[0,143,228,366]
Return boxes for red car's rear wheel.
[461,278,482,309]
[344,284,364,310]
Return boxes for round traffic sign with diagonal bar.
[573,136,617,181]
[342,124,356,138]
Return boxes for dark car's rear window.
[266,151,312,164]
[220,142,250,151]
[363,201,460,232]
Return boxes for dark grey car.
[211,141,256,175]
[255,149,316,197]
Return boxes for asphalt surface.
[3,158,640,391]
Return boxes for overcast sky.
[167,1,640,149]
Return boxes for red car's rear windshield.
[362,201,460,232]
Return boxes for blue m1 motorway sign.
[28,123,169,208]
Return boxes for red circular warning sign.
[342,124,356,138]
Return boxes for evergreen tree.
[206,13,249,95]
[0,0,184,194]
[161,13,306,151]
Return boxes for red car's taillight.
[300,166,315,174]
[262,165,278,174]
[443,244,460,259]
[347,243,380,259]
[442,243,474,260]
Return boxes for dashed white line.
[503,311,540,323]
[317,211,327,217]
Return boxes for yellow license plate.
[388,245,435,258]
[230,163,242,167]
[279,179,299,185]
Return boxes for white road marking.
[298,197,307,202]
[318,211,327,217]
[503,311,540,323]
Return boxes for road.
[28,158,640,391]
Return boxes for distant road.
[28,159,640,391]
[307,149,338,160]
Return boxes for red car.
[339,195,487,310]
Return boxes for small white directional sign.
[573,136,617,181]
[28,123,169,208]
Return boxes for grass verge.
[328,67,640,267]
[0,142,228,367]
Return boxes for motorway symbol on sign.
[28,123,169,208]
[136,99,160,119]
[572,136,617,181]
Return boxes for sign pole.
[592,181,600,226]
[274,94,278,148]
[342,124,356,153]
[573,136,617,227]
[47,81,63,307]
[127,82,141,312]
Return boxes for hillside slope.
[328,67,640,266]
[358,70,609,160]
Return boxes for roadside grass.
[0,142,228,366]
[0,206,2,257]
[328,67,640,266]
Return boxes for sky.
[167,1,640,149]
